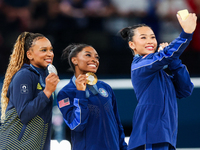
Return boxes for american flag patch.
[59,98,70,108]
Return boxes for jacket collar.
[29,64,47,87]
[72,75,98,98]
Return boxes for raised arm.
[168,59,194,99]
[177,12,197,34]
[12,71,53,125]
[132,13,197,76]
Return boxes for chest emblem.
[37,83,42,90]
[98,88,108,97]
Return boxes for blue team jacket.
[57,76,127,150]
[128,31,194,150]
[0,64,53,150]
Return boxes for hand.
[44,73,60,98]
[75,74,87,91]
[177,13,197,34]
[158,42,169,52]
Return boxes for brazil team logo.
[37,83,42,90]
[99,88,108,97]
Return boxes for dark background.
[0,0,200,148]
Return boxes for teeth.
[46,59,52,62]
[89,64,96,67]
[146,47,154,50]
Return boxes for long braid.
[1,32,45,123]
[1,32,29,122]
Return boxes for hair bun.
[119,27,131,40]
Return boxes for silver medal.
[47,64,58,75]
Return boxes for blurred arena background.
[0,0,200,149]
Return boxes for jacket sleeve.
[11,70,51,125]
[132,31,193,76]
[57,89,90,132]
[168,59,194,99]
[111,90,128,150]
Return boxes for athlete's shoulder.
[13,66,36,82]
[97,80,113,92]
[58,80,75,96]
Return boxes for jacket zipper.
[96,95,111,149]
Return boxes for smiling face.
[129,26,157,56]
[72,46,99,76]
[27,37,54,69]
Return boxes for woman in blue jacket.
[119,13,197,149]
[57,43,127,150]
[0,32,59,149]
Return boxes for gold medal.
[86,72,97,85]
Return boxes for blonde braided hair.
[1,32,45,123]
[1,32,30,122]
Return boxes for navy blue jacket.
[128,31,194,149]
[0,64,53,150]
[57,76,127,150]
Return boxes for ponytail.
[1,32,44,122]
